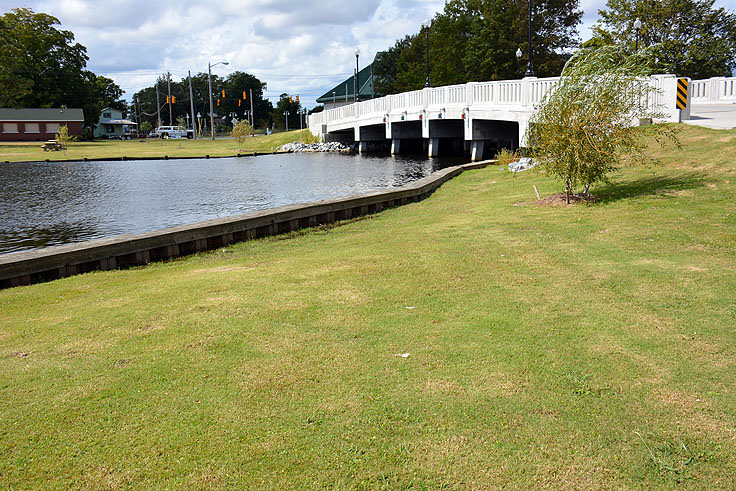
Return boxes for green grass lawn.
[1,125,735,489]
[0,130,311,162]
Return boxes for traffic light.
[243,91,247,100]
[238,99,241,107]
[166,96,170,103]
[289,96,293,103]
[296,95,300,103]
[222,90,226,98]
[172,96,176,103]
[217,99,220,106]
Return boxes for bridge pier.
[471,141,484,162]
[428,138,440,157]
[391,139,400,155]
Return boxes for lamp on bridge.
[634,18,642,51]
[355,48,361,102]
[423,17,432,87]
[516,48,523,77]
[524,0,535,77]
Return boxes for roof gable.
[316,64,375,103]
[0,108,85,122]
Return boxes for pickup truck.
[155,125,194,139]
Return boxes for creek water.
[0,152,466,254]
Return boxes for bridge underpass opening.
[324,129,355,145]
[355,124,387,153]
[469,119,520,161]
[426,119,464,157]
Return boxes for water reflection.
[0,152,466,254]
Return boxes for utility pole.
[156,84,161,130]
[188,71,196,138]
[249,88,254,129]
[284,111,290,131]
[167,72,173,125]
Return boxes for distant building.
[94,107,137,138]
[0,108,84,142]
[316,63,377,110]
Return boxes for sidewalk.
[685,103,736,130]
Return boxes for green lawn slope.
[1,125,734,489]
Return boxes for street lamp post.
[524,0,535,77]
[355,48,360,102]
[634,18,642,51]
[516,48,523,77]
[208,60,229,140]
[423,17,431,87]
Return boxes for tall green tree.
[0,8,124,129]
[371,0,582,95]
[593,0,736,78]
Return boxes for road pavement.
[685,103,736,130]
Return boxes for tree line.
[131,72,277,133]
[372,0,736,97]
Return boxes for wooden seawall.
[0,161,491,289]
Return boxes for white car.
[155,125,194,139]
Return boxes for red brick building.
[0,108,84,142]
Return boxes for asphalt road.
[685,103,736,130]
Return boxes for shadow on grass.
[593,173,706,204]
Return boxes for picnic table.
[41,140,63,151]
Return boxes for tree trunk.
[565,179,571,204]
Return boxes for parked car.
[155,125,194,139]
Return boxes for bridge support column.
[391,139,401,155]
[471,140,484,162]
[428,138,440,157]
[358,141,368,154]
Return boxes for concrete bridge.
[309,75,735,161]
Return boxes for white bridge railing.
[691,77,736,104]
[309,74,715,135]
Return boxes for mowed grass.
[0,129,310,162]
[1,125,735,489]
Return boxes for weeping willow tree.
[528,45,679,203]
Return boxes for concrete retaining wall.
[0,160,492,289]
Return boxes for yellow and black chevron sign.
[676,78,688,110]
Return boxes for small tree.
[55,124,72,154]
[529,45,678,203]
[230,120,253,151]
[139,121,152,134]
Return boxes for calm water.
[0,153,464,254]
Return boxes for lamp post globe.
[423,17,431,87]
[516,48,523,77]
[634,18,642,51]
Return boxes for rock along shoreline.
[279,141,355,154]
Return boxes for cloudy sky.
[3,0,735,107]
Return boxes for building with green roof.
[316,63,377,110]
